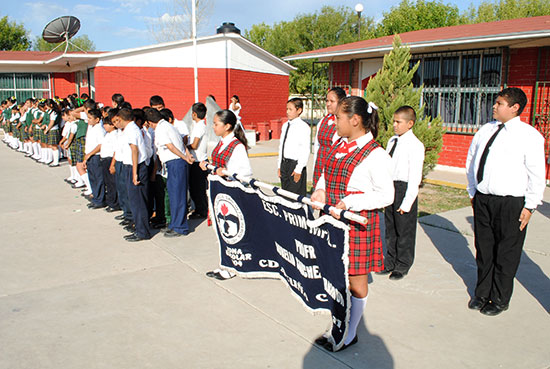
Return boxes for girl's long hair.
[216,110,248,150]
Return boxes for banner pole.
[206,164,368,225]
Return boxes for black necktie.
[389,138,398,157]
[281,123,290,159]
[476,123,504,183]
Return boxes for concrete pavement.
[0,139,549,369]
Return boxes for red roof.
[286,15,550,59]
[0,51,104,61]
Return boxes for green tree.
[464,0,550,23]
[245,6,375,94]
[33,34,96,52]
[375,0,464,37]
[0,15,31,51]
[365,35,444,178]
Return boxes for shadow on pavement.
[419,215,477,297]
[536,200,550,220]
[516,251,550,313]
[302,323,394,369]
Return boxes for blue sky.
[5,0,482,51]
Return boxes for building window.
[0,73,51,102]
[410,49,502,132]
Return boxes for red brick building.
[0,31,294,127]
[285,16,550,177]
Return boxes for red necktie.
[337,140,357,155]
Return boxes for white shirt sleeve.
[226,144,253,180]
[399,139,425,212]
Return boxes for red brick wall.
[437,133,474,168]
[331,62,351,87]
[229,69,289,124]
[507,47,539,123]
[53,73,75,98]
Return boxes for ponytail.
[215,110,249,150]
[338,96,379,139]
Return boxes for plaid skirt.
[13,126,20,139]
[46,129,61,145]
[72,136,86,162]
[348,209,384,275]
[21,127,29,140]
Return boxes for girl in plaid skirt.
[311,96,394,352]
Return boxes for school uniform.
[466,116,545,310]
[383,129,425,275]
[188,119,209,216]
[85,122,107,206]
[313,114,339,188]
[72,119,88,163]
[211,133,252,179]
[316,133,394,275]
[173,119,190,140]
[155,119,190,235]
[114,129,132,221]
[46,110,61,146]
[278,117,310,196]
[122,121,152,239]
[100,129,119,209]
[143,126,155,218]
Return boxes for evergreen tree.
[365,35,444,178]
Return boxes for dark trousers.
[115,161,132,220]
[100,157,118,209]
[473,192,527,305]
[151,173,166,224]
[384,181,418,273]
[280,158,307,196]
[88,155,105,206]
[125,163,152,239]
[189,161,208,216]
[146,159,154,218]
[166,158,190,235]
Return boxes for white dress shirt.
[114,128,125,162]
[100,130,119,158]
[216,133,253,180]
[49,111,59,130]
[278,117,311,172]
[155,119,185,163]
[315,132,394,211]
[190,120,208,161]
[387,129,425,212]
[174,119,189,139]
[143,126,154,162]
[85,122,106,155]
[122,121,148,165]
[62,121,73,138]
[466,116,545,209]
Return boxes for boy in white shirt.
[278,97,310,196]
[380,106,424,281]
[99,116,120,212]
[187,102,208,219]
[83,109,107,208]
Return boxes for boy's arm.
[188,137,201,150]
[109,155,117,174]
[398,143,425,213]
[292,122,311,175]
[166,143,194,164]
[65,133,75,148]
[130,144,140,185]
[84,145,102,163]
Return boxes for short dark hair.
[111,93,125,105]
[287,97,303,112]
[192,102,207,119]
[119,101,132,110]
[394,105,416,123]
[145,108,163,123]
[115,108,134,122]
[132,108,145,126]
[159,108,174,122]
[88,108,102,120]
[83,99,96,110]
[497,87,527,116]
[149,95,165,107]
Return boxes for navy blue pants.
[125,163,152,239]
[116,161,132,220]
[166,158,190,235]
[101,157,118,209]
[88,155,105,206]
[189,161,208,216]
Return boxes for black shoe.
[323,336,358,352]
[188,212,207,219]
[389,271,406,280]
[88,203,107,209]
[105,206,121,213]
[124,233,149,242]
[124,224,136,232]
[164,229,186,238]
[205,270,235,280]
[314,335,329,346]
[152,222,167,230]
[480,301,509,316]
[114,214,126,221]
[468,296,489,310]
[83,194,93,201]
[376,269,392,275]
[119,219,132,226]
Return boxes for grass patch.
[418,183,470,217]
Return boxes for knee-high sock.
[51,149,59,166]
[82,172,91,191]
[345,295,368,345]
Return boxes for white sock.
[82,172,92,191]
[51,149,59,165]
[74,172,85,186]
[345,295,368,345]
[18,140,23,150]
[71,166,78,180]
[46,148,53,163]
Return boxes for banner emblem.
[214,193,246,244]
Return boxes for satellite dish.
[42,16,85,53]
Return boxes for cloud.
[74,4,106,14]
[114,26,151,39]
[142,12,188,24]
[23,2,69,30]
[110,0,169,14]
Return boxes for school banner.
[208,175,351,350]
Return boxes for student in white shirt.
[188,102,209,219]
[83,109,107,208]
[379,106,425,281]
[99,116,120,212]
[114,108,152,242]
[465,87,545,316]
[278,97,311,196]
[147,109,194,237]
[111,108,133,225]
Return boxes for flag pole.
[206,164,368,225]
[192,0,199,103]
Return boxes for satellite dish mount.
[42,16,85,54]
